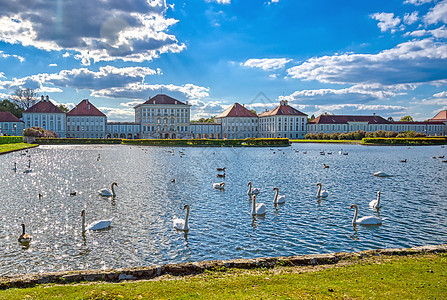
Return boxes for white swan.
[18,224,32,243]
[251,195,266,216]
[81,209,113,231]
[247,181,261,196]
[272,187,286,204]
[373,171,393,177]
[99,182,117,197]
[213,182,225,189]
[316,182,328,198]
[350,204,386,225]
[369,191,382,209]
[173,204,190,232]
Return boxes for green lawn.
[0,254,445,299]
[0,143,38,154]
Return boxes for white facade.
[135,94,192,139]
[217,117,259,139]
[22,95,66,138]
[67,116,107,138]
[189,122,222,139]
[107,122,140,139]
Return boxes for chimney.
[41,95,44,101]
[373,113,376,116]
[186,101,189,105]
[46,95,49,102]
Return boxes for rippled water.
[0,143,446,276]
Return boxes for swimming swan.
[173,204,190,232]
[272,187,285,204]
[213,182,225,189]
[251,195,266,216]
[81,209,113,231]
[99,182,117,197]
[316,182,328,198]
[350,204,386,225]
[373,171,393,177]
[247,181,261,196]
[369,191,382,209]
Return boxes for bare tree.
[10,88,38,110]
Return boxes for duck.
[350,204,386,225]
[316,182,328,198]
[70,192,77,196]
[369,191,382,209]
[99,182,118,197]
[247,181,261,196]
[400,159,407,163]
[23,169,32,174]
[217,173,226,178]
[171,179,176,183]
[216,167,226,172]
[173,204,190,232]
[323,164,330,168]
[439,156,445,159]
[251,195,266,216]
[272,187,285,204]
[18,224,32,243]
[38,193,43,199]
[213,182,225,190]
[81,209,113,231]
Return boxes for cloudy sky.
[0,0,446,121]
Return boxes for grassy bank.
[362,137,447,145]
[0,142,38,154]
[0,253,445,299]
[291,139,361,144]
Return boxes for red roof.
[259,102,307,117]
[309,115,390,125]
[67,99,106,117]
[24,98,64,114]
[430,110,447,121]
[216,103,257,118]
[140,94,187,106]
[0,111,24,122]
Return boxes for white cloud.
[0,1,185,63]
[424,0,447,24]
[92,83,210,100]
[287,39,447,86]
[188,99,227,119]
[406,25,447,38]
[49,63,58,67]
[404,0,434,6]
[433,91,447,97]
[98,106,135,122]
[371,12,402,33]
[0,51,24,62]
[120,101,145,108]
[241,58,292,70]
[404,11,419,24]
[205,0,231,4]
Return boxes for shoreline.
[1,244,445,290]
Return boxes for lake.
[0,143,446,276]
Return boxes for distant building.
[0,111,24,136]
[22,95,66,137]
[134,94,192,139]
[259,100,307,139]
[106,122,140,139]
[189,122,222,139]
[308,113,445,136]
[66,99,107,138]
[215,103,258,139]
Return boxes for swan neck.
[111,184,116,196]
[274,189,279,202]
[22,224,25,235]
[82,213,86,232]
[184,207,190,229]
[317,185,322,197]
[251,196,256,214]
[377,193,381,207]
[352,207,358,224]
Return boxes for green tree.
[399,115,414,122]
[249,109,257,116]
[10,88,38,109]
[57,104,69,113]
[0,99,24,118]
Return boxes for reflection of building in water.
[134,94,192,139]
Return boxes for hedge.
[0,136,23,144]
[362,137,447,145]
[122,138,290,147]
[36,138,122,144]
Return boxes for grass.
[290,139,361,144]
[0,143,38,154]
[0,253,445,299]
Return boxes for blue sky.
[0,0,446,121]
